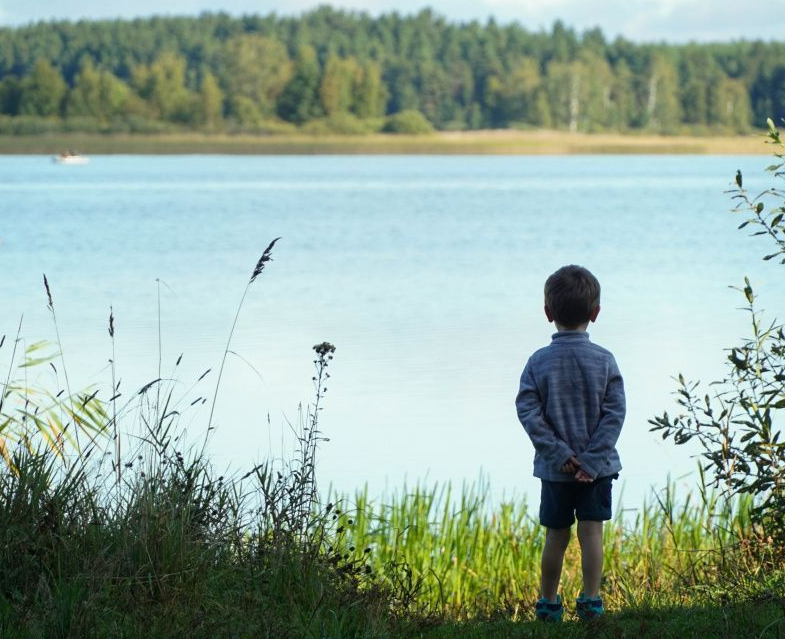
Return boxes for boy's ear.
[544,306,554,323]
[589,305,601,323]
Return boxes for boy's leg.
[577,520,603,598]
[541,526,571,601]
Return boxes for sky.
[1,0,784,42]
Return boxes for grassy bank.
[0,130,773,155]
[1,335,782,638]
[1,443,783,638]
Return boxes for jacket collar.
[551,331,590,341]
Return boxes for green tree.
[0,75,22,115]
[710,77,752,131]
[496,57,544,126]
[132,52,194,123]
[579,51,615,131]
[0,11,777,133]
[67,58,132,121]
[545,59,587,132]
[196,71,224,129]
[682,79,709,125]
[277,45,322,124]
[353,61,386,119]
[218,35,293,119]
[644,53,681,132]
[319,54,359,116]
[609,59,637,130]
[19,59,66,117]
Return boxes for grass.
[401,602,785,638]
[0,445,781,638]
[0,247,783,638]
[0,129,774,155]
[328,478,774,618]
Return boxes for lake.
[0,154,782,510]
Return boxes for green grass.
[326,478,783,619]
[0,341,782,639]
[1,253,782,638]
[1,444,782,638]
[399,602,785,639]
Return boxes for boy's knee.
[577,520,603,539]
[546,526,571,549]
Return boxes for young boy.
[515,265,625,622]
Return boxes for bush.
[650,118,785,551]
[300,112,383,135]
[382,109,434,134]
[0,115,62,135]
[224,117,298,136]
[62,115,105,133]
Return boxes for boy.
[515,265,625,622]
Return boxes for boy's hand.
[575,468,594,483]
[560,456,581,475]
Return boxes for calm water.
[0,154,781,508]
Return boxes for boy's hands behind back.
[560,456,595,483]
[574,468,593,483]
[561,456,580,475]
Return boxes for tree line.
[0,7,783,135]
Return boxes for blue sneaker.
[576,593,604,620]
[535,594,563,622]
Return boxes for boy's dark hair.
[544,265,601,329]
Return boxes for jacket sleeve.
[576,357,626,479]
[516,361,575,471]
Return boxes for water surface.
[0,154,781,508]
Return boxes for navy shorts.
[539,473,618,529]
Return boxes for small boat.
[53,151,89,165]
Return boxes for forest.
[0,6,784,135]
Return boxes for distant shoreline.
[0,130,772,155]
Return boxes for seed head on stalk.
[206,237,281,439]
[43,274,53,310]
[43,273,79,451]
[250,237,281,282]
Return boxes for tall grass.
[0,249,783,637]
[327,476,779,621]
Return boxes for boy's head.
[544,265,601,330]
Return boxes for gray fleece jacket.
[515,331,625,481]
